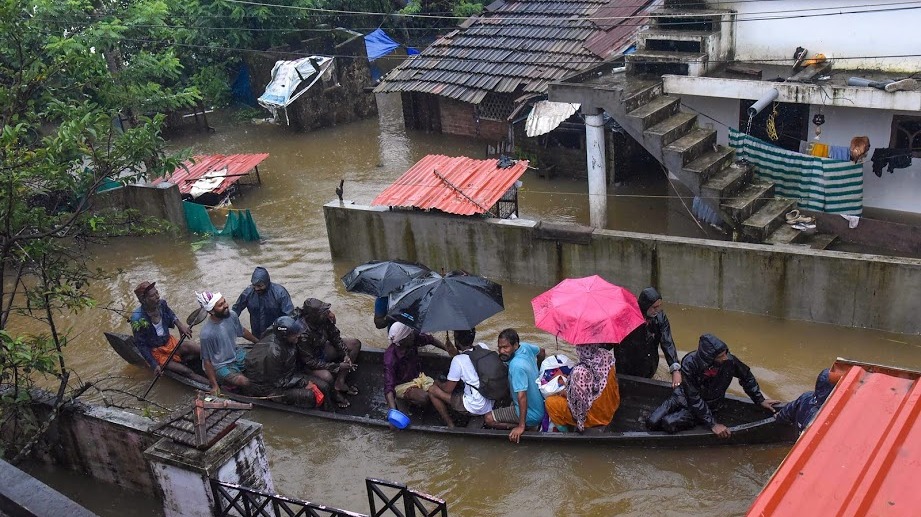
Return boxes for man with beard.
[232,267,294,338]
[485,328,546,443]
[646,333,779,438]
[292,298,362,408]
[196,291,259,395]
[614,287,682,387]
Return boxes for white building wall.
[722,1,921,71]
[682,95,921,214]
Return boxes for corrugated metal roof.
[371,154,529,216]
[375,0,656,104]
[748,359,921,517]
[526,100,580,136]
[150,154,269,195]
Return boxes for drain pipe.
[748,88,779,117]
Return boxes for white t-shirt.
[447,343,494,415]
[153,319,166,337]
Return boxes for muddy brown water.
[16,95,921,517]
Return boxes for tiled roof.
[748,359,921,516]
[150,154,269,195]
[371,154,529,216]
[375,0,653,104]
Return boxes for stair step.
[646,112,697,147]
[741,198,797,242]
[720,181,774,222]
[621,81,663,113]
[765,224,805,246]
[806,233,839,250]
[664,128,717,169]
[701,160,754,201]
[626,50,709,64]
[627,95,680,129]
[684,147,735,180]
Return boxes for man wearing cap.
[196,291,259,395]
[130,281,207,384]
[383,322,456,427]
[244,316,325,408]
[232,267,294,339]
[292,298,362,408]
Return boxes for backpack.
[464,347,510,402]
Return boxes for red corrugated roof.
[371,155,529,216]
[151,154,269,195]
[748,359,921,517]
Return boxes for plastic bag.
[537,353,575,399]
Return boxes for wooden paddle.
[141,307,208,399]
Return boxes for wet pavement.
[16,94,921,516]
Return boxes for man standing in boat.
[485,328,546,443]
[614,287,682,387]
[197,291,259,395]
[292,298,362,408]
[130,281,207,385]
[232,267,294,339]
[383,322,456,427]
[646,333,779,438]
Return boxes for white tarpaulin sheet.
[189,167,227,199]
[525,101,580,137]
[258,56,334,121]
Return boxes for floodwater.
[17,95,921,517]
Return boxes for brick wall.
[438,98,508,141]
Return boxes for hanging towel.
[729,128,863,215]
[829,145,851,161]
[810,143,830,158]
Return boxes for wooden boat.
[105,332,797,446]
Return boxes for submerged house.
[550,0,921,253]
[375,0,657,178]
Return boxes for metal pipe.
[747,88,779,117]
[847,77,888,90]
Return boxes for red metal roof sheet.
[371,155,529,216]
[748,359,921,517]
[151,154,269,195]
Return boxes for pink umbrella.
[531,275,645,345]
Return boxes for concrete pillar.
[584,111,607,228]
[144,420,274,517]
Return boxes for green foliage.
[452,2,483,17]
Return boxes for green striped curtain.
[728,128,863,215]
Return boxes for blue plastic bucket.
[387,408,410,429]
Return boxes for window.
[476,93,515,121]
[890,116,921,157]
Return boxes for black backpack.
[464,347,510,401]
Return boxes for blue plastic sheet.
[365,29,400,62]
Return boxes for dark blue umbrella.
[341,259,431,297]
[387,271,504,333]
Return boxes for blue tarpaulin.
[365,29,400,61]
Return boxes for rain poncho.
[776,369,835,433]
[232,267,294,338]
[647,334,766,432]
[614,287,680,378]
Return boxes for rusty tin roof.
[375,0,653,104]
[151,153,269,195]
[748,359,921,516]
[371,154,529,215]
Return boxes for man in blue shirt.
[486,328,546,443]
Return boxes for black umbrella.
[341,260,432,297]
[387,271,504,333]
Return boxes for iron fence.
[210,478,448,517]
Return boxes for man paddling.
[130,281,207,385]
[197,291,259,395]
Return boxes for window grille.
[891,116,921,157]
[476,93,516,121]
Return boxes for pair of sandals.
[785,210,816,230]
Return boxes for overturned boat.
[105,332,796,446]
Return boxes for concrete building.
[551,0,921,250]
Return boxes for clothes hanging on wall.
[870,149,913,177]
[829,145,851,161]
[810,143,830,158]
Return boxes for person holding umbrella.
[383,322,456,428]
[544,344,621,433]
[340,260,431,331]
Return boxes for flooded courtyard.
[19,96,921,516]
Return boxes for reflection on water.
[11,96,921,516]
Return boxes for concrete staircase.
[608,7,836,248]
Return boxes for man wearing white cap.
[196,291,259,395]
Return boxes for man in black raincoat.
[293,298,362,408]
[614,287,681,387]
[775,367,840,433]
[232,267,294,338]
[244,316,325,408]
[646,334,779,438]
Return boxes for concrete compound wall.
[325,202,921,335]
[91,183,187,231]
